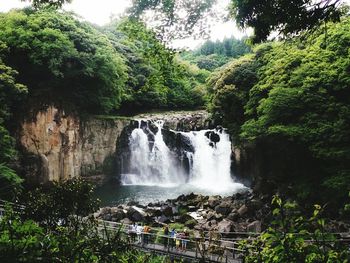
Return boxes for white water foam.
[123,120,186,185]
[121,120,246,194]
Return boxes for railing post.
[195,240,198,259]
[167,235,170,253]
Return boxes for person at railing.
[136,223,143,244]
[128,222,136,243]
[163,225,169,248]
[143,224,151,244]
[182,229,189,252]
[170,228,177,249]
[175,231,182,251]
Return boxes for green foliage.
[0,164,23,201]
[0,206,54,262]
[240,196,350,262]
[209,17,350,207]
[103,19,207,112]
[0,203,165,262]
[128,0,216,42]
[22,179,100,229]
[208,55,258,139]
[0,42,27,201]
[22,0,72,9]
[0,9,127,114]
[229,0,343,43]
[181,37,251,71]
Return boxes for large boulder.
[161,206,173,217]
[127,207,144,222]
[214,202,233,216]
[247,199,263,211]
[156,215,171,224]
[227,211,239,221]
[217,219,235,233]
[207,195,221,209]
[112,209,125,221]
[237,204,249,217]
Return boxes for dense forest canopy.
[209,16,350,206]
[0,8,208,115]
[181,37,251,71]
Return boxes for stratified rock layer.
[20,107,130,183]
[19,107,211,183]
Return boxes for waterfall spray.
[121,120,245,193]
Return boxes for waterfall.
[182,129,237,191]
[121,120,245,193]
[121,120,186,186]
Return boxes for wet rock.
[214,202,232,216]
[247,199,263,210]
[203,220,217,230]
[208,196,221,209]
[187,205,197,212]
[217,219,235,233]
[112,209,125,221]
[162,206,173,217]
[127,207,144,222]
[156,215,171,224]
[238,205,249,217]
[227,211,239,221]
[145,207,162,217]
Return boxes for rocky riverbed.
[95,191,271,235]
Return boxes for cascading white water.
[121,120,186,186]
[121,120,245,193]
[182,129,243,192]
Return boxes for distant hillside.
[180,37,251,71]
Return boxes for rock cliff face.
[134,110,212,131]
[19,107,211,184]
[20,107,130,184]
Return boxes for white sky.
[0,0,251,49]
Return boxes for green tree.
[0,42,26,201]
[0,9,127,115]
[229,0,344,43]
[240,196,350,262]
[21,0,72,9]
[102,19,207,112]
[209,17,350,208]
[129,0,346,43]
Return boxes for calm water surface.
[94,181,247,206]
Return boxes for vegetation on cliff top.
[209,16,350,208]
[180,37,251,71]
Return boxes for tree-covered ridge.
[181,37,251,71]
[209,17,350,206]
[103,19,209,112]
[0,9,207,116]
[0,8,127,114]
